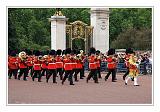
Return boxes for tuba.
[19,51,27,61]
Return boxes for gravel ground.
[8,73,152,104]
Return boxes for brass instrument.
[19,51,27,61]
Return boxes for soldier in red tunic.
[26,50,33,77]
[32,50,42,82]
[79,50,85,78]
[41,54,48,78]
[62,48,74,85]
[95,50,102,79]
[74,51,84,82]
[86,47,98,83]
[8,50,19,79]
[18,51,28,81]
[70,49,77,79]
[46,50,57,83]
[55,49,63,80]
[104,48,117,82]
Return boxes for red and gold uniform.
[125,53,140,86]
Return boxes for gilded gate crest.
[66,21,93,53]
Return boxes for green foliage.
[8,8,152,51]
[111,28,152,50]
[109,8,152,48]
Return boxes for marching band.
[8,48,141,86]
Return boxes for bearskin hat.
[90,47,96,55]
[56,49,62,55]
[62,50,66,55]
[77,50,80,55]
[10,50,17,56]
[107,48,115,56]
[71,49,77,55]
[49,50,56,55]
[126,48,134,54]
[96,50,100,55]
[27,49,32,55]
[65,48,71,55]
[34,50,40,56]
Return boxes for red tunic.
[47,57,56,70]
[18,58,28,69]
[63,57,72,71]
[76,59,83,69]
[55,56,63,68]
[27,56,33,67]
[8,57,18,69]
[71,57,76,69]
[33,58,41,70]
[95,58,101,68]
[41,60,48,69]
[107,57,116,69]
[89,56,97,69]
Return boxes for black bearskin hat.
[56,49,62,55]
[107,48,115,56]
[65,48,71,55]
[71,49,77,55]
[77,50,80,55]
[62,50,65,55]
[96,50,100,55]
[10,50,17,56]
[34,50,40,56]
[90,47,96,55]
[27,49,32,55]
[49,50,56,55]
[126,48,134,54]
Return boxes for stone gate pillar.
[90,8,109,53]
[49,15,67,50]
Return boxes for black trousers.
[74,68,83,81]
[9,69,18,79]
[105,69,116,81]
[47,69,57,83]
[123,67,129,79]
[41,68,48,79]
[87,69,98,83]
[28,66,33,77]
[32,70,42,81]
[97,67,101,78]
[18,68,28,80]
[56,68,63,80]
[62,70,74,84]
[81,66,85,77]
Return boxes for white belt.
[49,63,56,64]
[89,63,96,64]
[65,63,72,64]
[56,62,63,64]
[34,64,40,65]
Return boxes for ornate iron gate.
[66,21,93,54]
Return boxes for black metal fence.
[84,61,152,75]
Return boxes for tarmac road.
[8,73,152,104]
